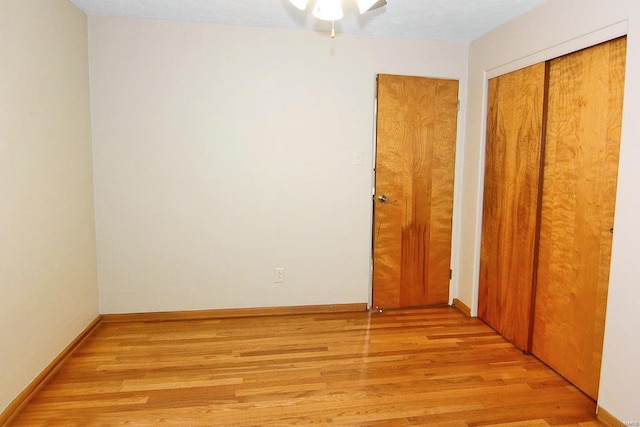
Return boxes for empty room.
[1,0,639,425]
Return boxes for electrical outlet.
[274,268,285,283]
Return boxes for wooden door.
[372,74,458,309]
[478,62,548,352]
[532,37,626,399]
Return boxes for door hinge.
[375,75,379,99]
[450,269,453,280]
[457,100,461,112]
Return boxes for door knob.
[378,194,388,202]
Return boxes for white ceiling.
[69,0,547,42]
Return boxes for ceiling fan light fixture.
[356,0,387,14]
[289,0,308,11]
[312,0,344,21]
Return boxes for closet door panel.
[478,62,547,351]
[532,37,626,400]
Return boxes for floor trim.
[452,298,472,317]
[0,316,102,426]
[597,406,626,427]
[101,303,369,323]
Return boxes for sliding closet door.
[478,62,547,351]
[532,37,626,400]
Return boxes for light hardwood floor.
[11,307,604,426]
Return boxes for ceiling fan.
[289,0,388,37]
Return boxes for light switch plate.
[353,150,364,166]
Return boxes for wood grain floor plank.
[10,308,603,426]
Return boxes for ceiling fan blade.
[358,0,387,14]
[289,0,308,10]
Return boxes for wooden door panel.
[478,62,547,351]
[373,74,458,309]
[532,37,626,399]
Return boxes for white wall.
[458,0,640,421]
[0,0,98,414]
[88,17,468,314]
